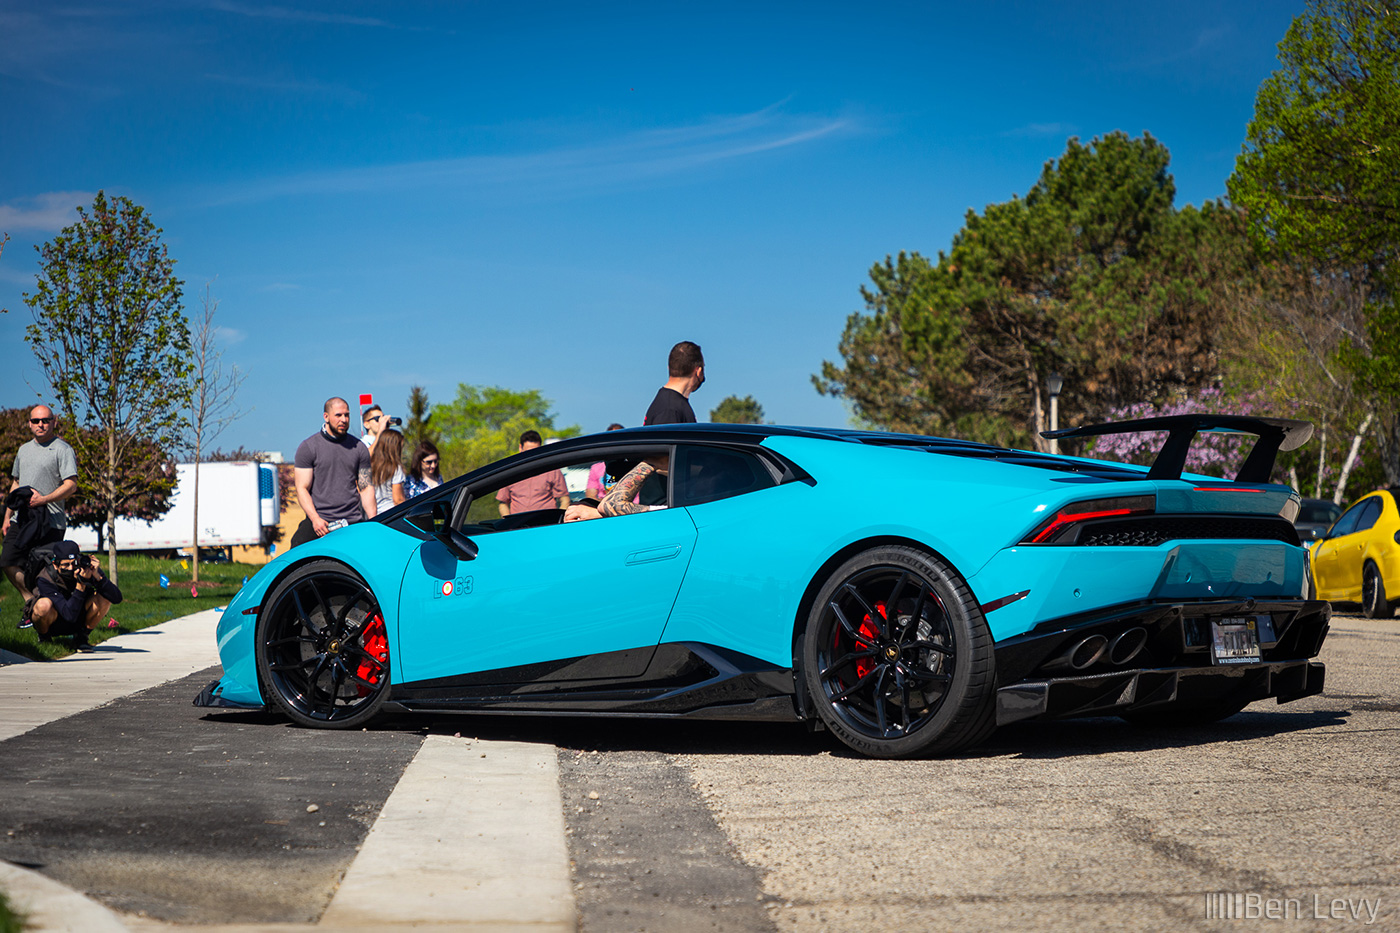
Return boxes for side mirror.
[436,527,479,562]
[404,500,442,535]
[402,500,478,561]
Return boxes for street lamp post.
[1047,372,1063,455]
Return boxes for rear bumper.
[992,597,1330,724]
[996,659,1325,725]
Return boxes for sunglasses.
[30,417,54,424]
[422,458,439,465]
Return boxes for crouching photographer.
[31,541,122,652]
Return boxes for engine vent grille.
[1074,515,1300,547]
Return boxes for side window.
[1329,501,1366,539]
[674,446,775,507]
[459,449,670,534]
[460,462,574,535]
[1354,497,1383,533]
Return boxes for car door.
[1344,496,1386,600]
[1313,497,1378,600]
[658,444,799,661]
[396,458,697,687]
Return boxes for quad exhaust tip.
[1043,634,1108,672]
[1108,627,1148,665]
[1042,627,1149,674]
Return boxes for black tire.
[255,560,391,729]
[801,546,996,758]
[1120,696,1252,727]
[1362,562,1393,619]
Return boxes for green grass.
[0,890,25,933]
[0,553,255,661]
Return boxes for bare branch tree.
[186,282,247,584]
[0,231,9,313]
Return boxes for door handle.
[625,545,681,566]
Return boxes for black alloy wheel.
[1362,562,1393,619]
[802,546,995,758]
[255,560,392,729]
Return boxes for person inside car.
[564,455,668,522]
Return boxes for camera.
[388,416,403,426]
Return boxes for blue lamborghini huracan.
[196,416,1330,758]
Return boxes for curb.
[0,861,131,933]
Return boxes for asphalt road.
[0,676,424,923]
[682,613,1400,932]
[1,614,1395,932]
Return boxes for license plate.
[1211,617,1261,664]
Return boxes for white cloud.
[203,72,364,100]
[203,1,395,28]
[203,104,856,206]
[0,191,93,232]
[214,325,246,345]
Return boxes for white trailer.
[66,461,280,553]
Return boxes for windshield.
[1298,502,1340,524]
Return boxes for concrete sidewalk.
[0,609,577,932]
[1,610,226,930]
[0,608,224,743]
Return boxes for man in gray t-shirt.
[3,404,79,604]
[291,397,376,548]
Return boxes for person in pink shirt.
[496,431,569,516]
[585,423,626,500]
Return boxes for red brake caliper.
[853,601,887,680]
[356,614,388,696]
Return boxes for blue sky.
[1,1,1303,458]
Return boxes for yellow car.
[1310,487,1400,618]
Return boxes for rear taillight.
[1023,495,1156,544]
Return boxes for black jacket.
[36,561,122,624]
[4,486,48,555]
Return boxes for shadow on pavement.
[967,707,1351,761]
[201,700,1353,761]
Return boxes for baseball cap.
[52,541,82,562]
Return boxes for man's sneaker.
[18,598,35,629]
[75,641,96,653]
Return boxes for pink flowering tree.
[1090,389,1283,480]
[1090,389,1378,500]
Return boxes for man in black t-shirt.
[643,341,705,425]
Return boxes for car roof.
[536,422,1144,480]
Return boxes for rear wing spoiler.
[1042,415,1314,483]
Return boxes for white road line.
[318,735,576,931]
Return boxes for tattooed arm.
[357,465,377,518]
[599,460,664,517]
